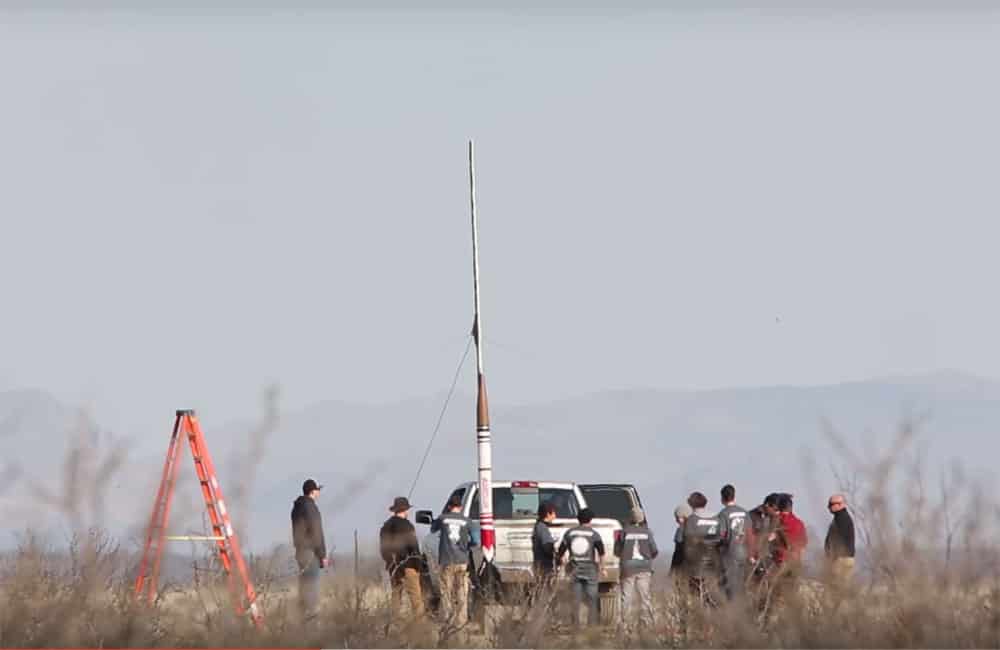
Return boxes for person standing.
[768,494,807,618]
[532,502,559,583]
[291,479,328,619]
[717,484,750,603]
[557,508,606,626]
[614,507,659,632]
[772,494,807,570]
[682,491,722,607]
[824,494,855,586]
[379,496,424,619]
[670,503,692,575]
[435,495,475,630]
[748,493,780,579]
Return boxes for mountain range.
[1,370,997,558]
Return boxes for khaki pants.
[826,556,855,602]
[391,567,424,619]
[831,557,854,583]
[440,564,469,628]
[621,572,654,630]
[766,563,801,625]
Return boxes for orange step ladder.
[134,409,262,627]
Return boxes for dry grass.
[3,538,1000,649]
[3,395,1000,647]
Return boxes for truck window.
[579,485,636,525]
[443,487,466,513]
[469,487,578,520]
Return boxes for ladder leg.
[182,413,263,626]
[149,431,183,602]
[135,415,184,603]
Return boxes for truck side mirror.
[415,510,433,525]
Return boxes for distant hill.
[2,371,998,557]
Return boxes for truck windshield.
[470,487,578,520]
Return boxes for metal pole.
[469,139,495,564]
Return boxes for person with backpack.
[614,507,659,632]
[717,484,750,603]
[557,508,606,626]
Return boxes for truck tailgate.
[493,519,577,583]
[591,517,624,581]
[501,518,623,582]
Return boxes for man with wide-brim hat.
[379,496,424,619]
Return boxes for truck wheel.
[599,588,619,626]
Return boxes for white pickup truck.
[416,481,628,604]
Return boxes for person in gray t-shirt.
[437,505,472,567]
[614,507,659,631]
[433,496,476,628]
[682,491,722,607]
[716,484,750,602]
[558,508,606,626]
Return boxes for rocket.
[468,140,495,564]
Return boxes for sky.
[1,1,999,443]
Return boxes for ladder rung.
[166,535,225,541]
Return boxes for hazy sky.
[2,2,999,441]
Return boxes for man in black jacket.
[825,494,855,588]
[380,496,424,619]
[291,479,328,618]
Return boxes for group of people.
[532,504,621,625]
[289,479,857,632]
[668,486,857,616]
[529,485,857,631]
[291,485,442,624]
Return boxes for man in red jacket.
[768,494,807,617]
[773,494,807,567]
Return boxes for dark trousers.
[721,556,748,602]
[572,578,599,626]
[529,565,557,607]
